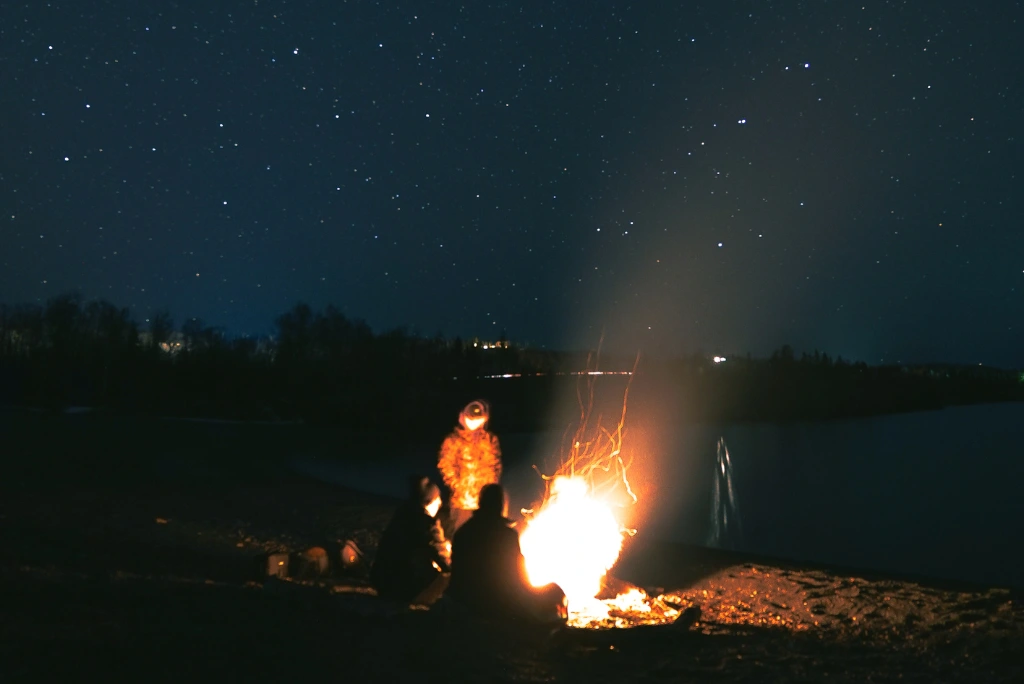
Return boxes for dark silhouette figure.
[447,483,567,625]
[370,475,451,604]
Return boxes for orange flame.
[520,476,624,602]
[520,352,640,624]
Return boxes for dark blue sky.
[2,2,1021,365]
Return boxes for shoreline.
[2,456,1021,681]
[6,405,1024,590]
[5,397,1024,430]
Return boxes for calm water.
[647,402,1024,589]
[296,402,1024,589]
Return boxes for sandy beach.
[2,436,1021,684]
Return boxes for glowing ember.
[520,476,625,605]
[589,589,682,629]
[607,587,653,613]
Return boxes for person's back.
[447,505,525,614]
[447,483,566,624]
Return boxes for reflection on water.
[708,437,742,550]
[649,402,1024,589]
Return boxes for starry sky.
[2,1,1021,366]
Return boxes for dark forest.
[2,294,1021,436]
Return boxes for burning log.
[596,574,640,600]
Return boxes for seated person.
[446,483,567,625]
[370,475,451,604]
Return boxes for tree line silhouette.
[647,346,1023,424]
[1,294,1020,432]
[0,294,577,432]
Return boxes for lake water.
[294,402,1024,589]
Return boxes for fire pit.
[519,475,683,628]
[569,585,684,629]
[517,363,681,629]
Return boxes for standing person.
[438,400,502,534]
[370,475,451,605]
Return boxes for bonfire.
[518,355,680,629]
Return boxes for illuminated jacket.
[438,427,502,510]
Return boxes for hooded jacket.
[438,426,502,510]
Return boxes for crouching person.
[370,475,452,605]
[446,483,568,627]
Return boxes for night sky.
[2,2,1021,366]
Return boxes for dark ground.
[1,411,1022,682]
